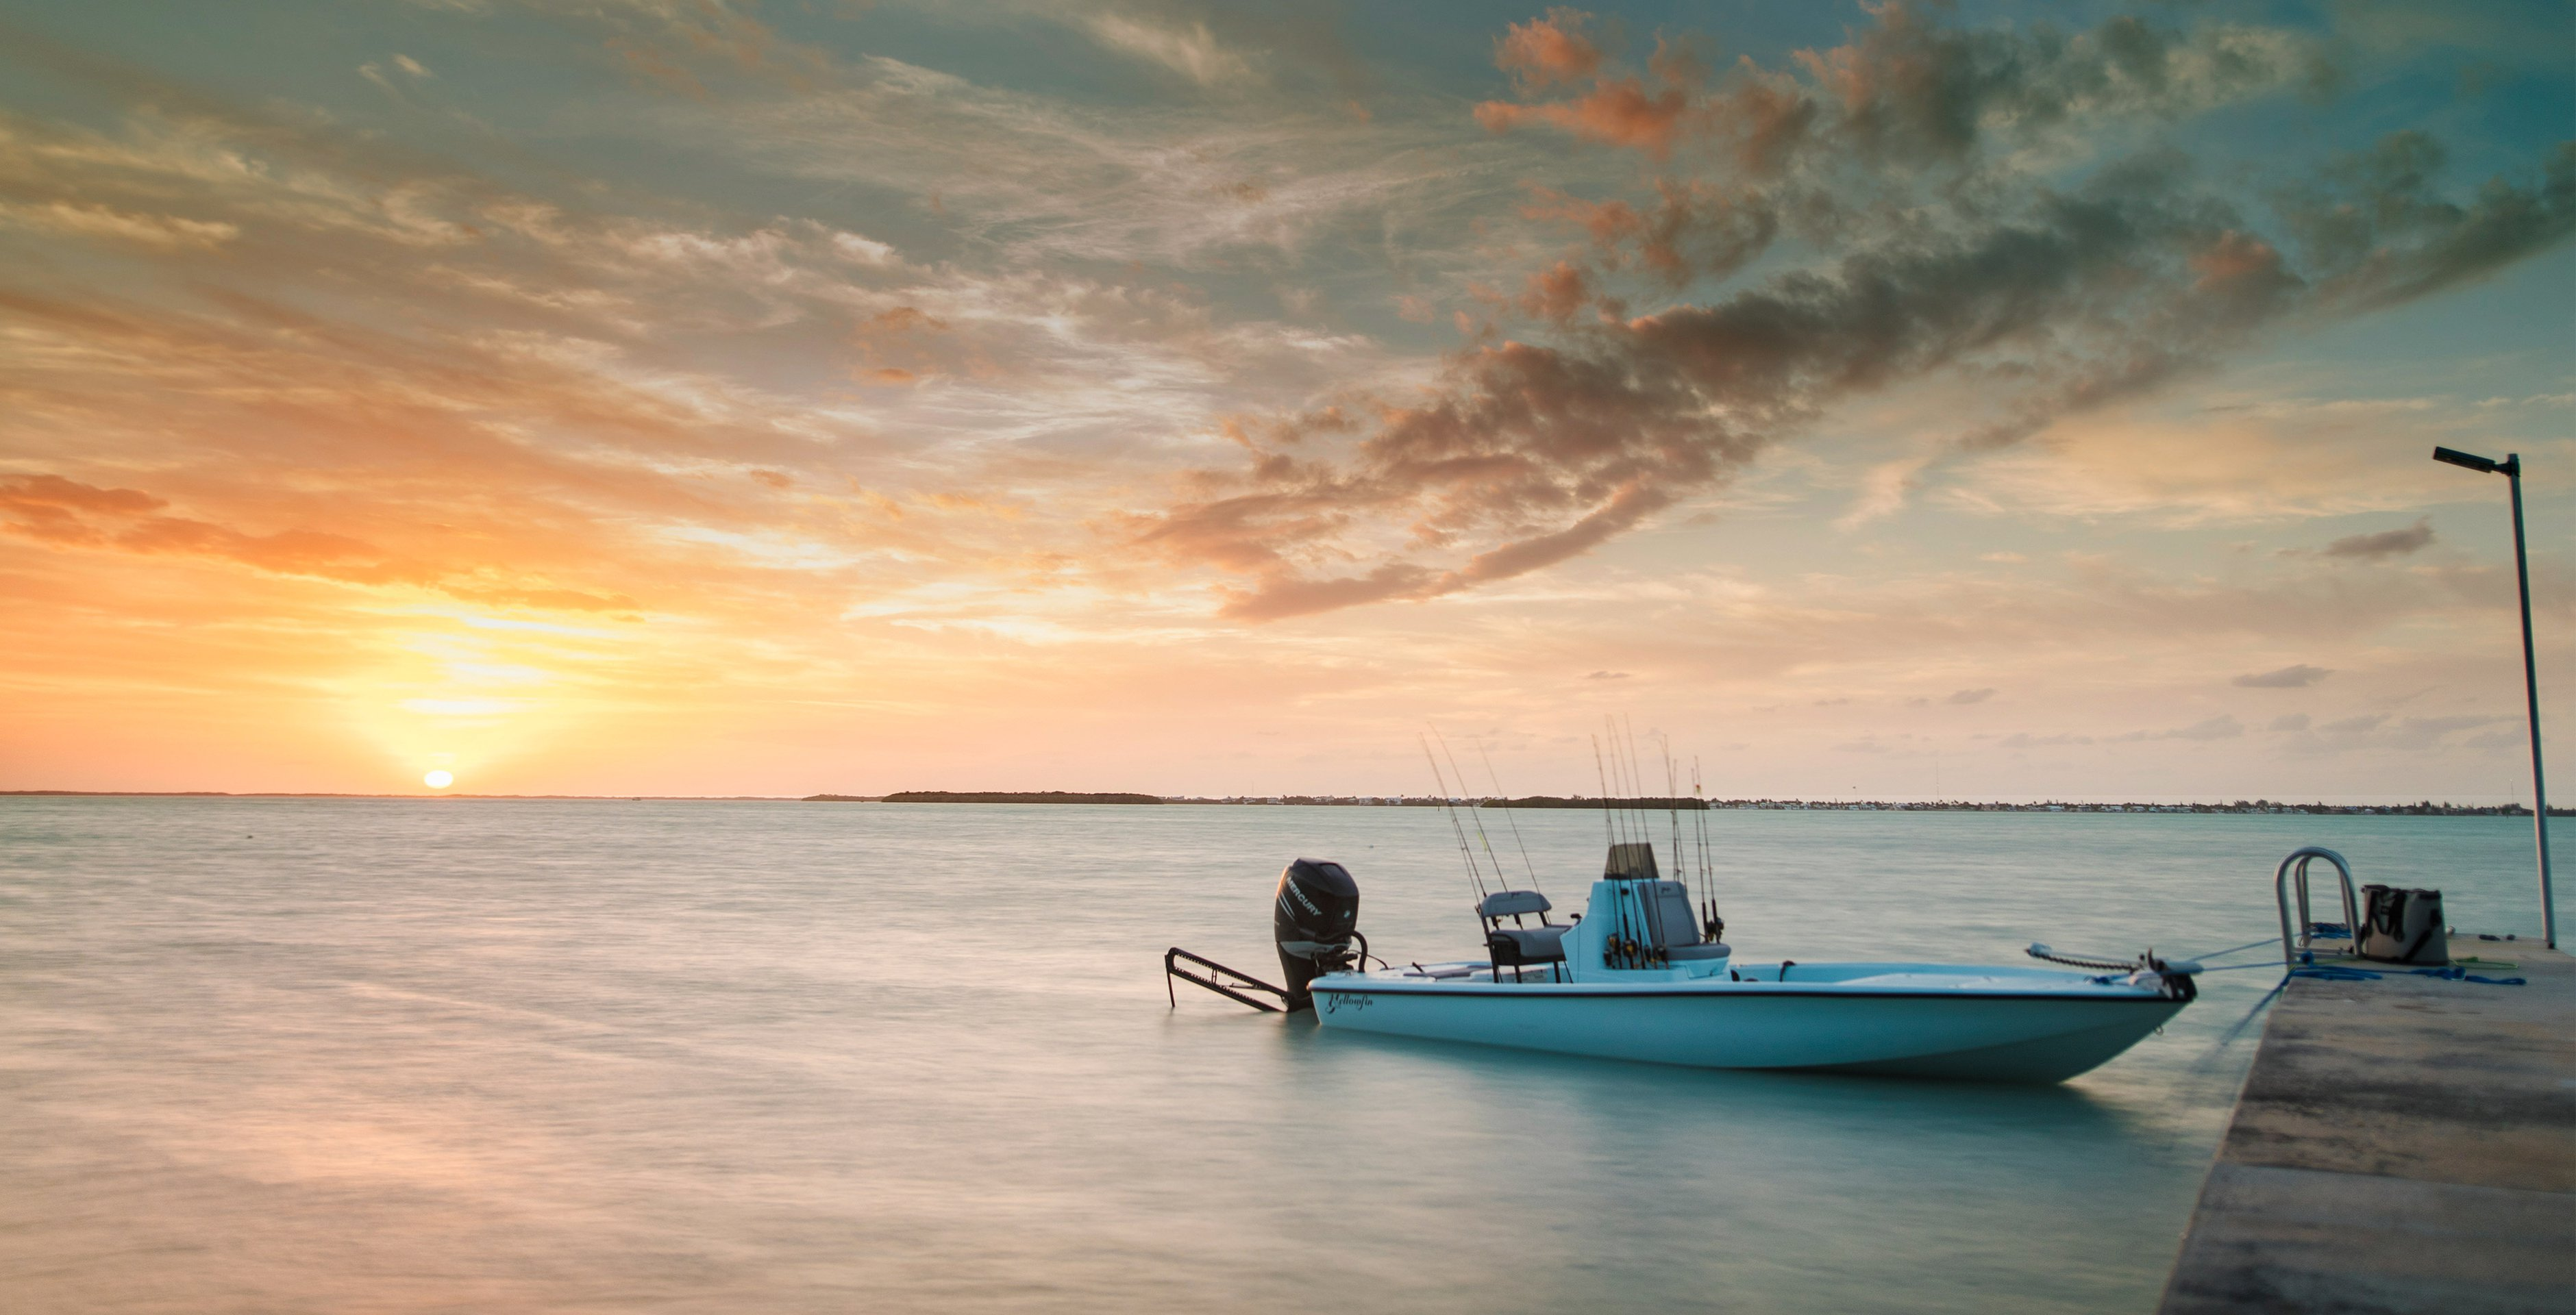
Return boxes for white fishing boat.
[1172,839,2197,1084]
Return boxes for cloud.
[2234,663,2331,687]
[2268,713,2311,731]
[1085,14,1255,88]
[1477,77,1692,160]
[2276,711,2509,755]
[0,473,657,608]
[1493,9,1605,90]
[1586,669,1628,679]
[2322,516,2435,560]
[0,200,239,249]
[1946,687,1996,704]
[2112,712,2246,742]
[2170,714,2244,740]
[1477,3,2329,171]
[2282,133,2576,312]
[1132,4,2575,621]
[1999,731,2093,748]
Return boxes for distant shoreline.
[3,789,2564,816]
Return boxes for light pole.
[2433,446,2555,947]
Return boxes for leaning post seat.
[1488,925,1568,966]
[1646,879,1731,962]
[1479,889,1564,968]
[1477,890,1552,923]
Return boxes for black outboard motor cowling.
[1274,858,1359,1010]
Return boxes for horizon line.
[1,789,2562,814]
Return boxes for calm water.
[0,799,2551,1313]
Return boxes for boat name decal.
[1323,992,1374,1014]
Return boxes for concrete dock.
[2157,936,2575,1314]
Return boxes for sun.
[423,770,454,789]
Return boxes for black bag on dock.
[2356,885,2447,965]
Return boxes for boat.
[1190,840,2198,1084]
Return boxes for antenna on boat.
[1474,735,1542,895]
[1432,725,1513,897]
[1420,734,1490,903]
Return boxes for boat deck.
[2156,934,2575,1313]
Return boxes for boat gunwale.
[1309,979,2179,1003]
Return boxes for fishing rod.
[1608,716,1641,849]
[1693,757,1722,940]
[1589,732,1640,966]
[1618,714,1642,860]
[1419,734,1489,903]
[1661,737,1683,890]
[1431,725,1513,899]
[1607,718,1651,965]
[1474,736,1541,895]
[1592,734,1620,850]
[1625,719,1665,964]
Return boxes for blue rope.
[2407,966,2528,985]
[2284,964,2525,986]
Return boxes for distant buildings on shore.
[1148,795,2562,816]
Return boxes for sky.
[0,0,2570,802]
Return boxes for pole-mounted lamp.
[2432,445,2555,948]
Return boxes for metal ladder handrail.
[2275,846,2360,966]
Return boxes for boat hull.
[1309,975,2183,1084]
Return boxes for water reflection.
[0,798,2545,1314]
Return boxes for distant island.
[1487,795,1706,810]
[862,790,1165,805]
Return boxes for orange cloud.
[1517,260,1592,321]
[1494,9,1604,88]
[1477,78,1691,158]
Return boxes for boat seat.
[1644,881,1709,949]
[1667,942,1732,961]
[1487,925,1568,966]
[1478,890,1552,921]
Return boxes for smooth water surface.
[0,799,2551,1312]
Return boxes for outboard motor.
[1274,858,1360,1010]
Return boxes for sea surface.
[0,797,2553,1313]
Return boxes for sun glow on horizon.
[0,2,2566,803]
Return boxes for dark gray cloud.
[2235,663,2331,687]
[1946,687,1998,704]
[2322,517,2435,560]
[2281,133,2576,312]
[1131,4,2576,621]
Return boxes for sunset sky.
[2,0,2570,801]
